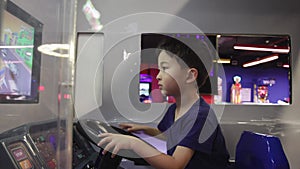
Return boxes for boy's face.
[156,50,188,97]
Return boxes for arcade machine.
[1,4,293,166]
[0,0,106,168]
[0,0,151,166]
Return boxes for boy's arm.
[99,133,193,169]
[142,145,194,169]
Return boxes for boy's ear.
[186,68,198,84]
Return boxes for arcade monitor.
[0,0,43,103]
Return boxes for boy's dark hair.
[156,34,212,91]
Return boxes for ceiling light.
[233,44,290,53]
[243,54,279,67]
[283,64,290,68]
[213,58,231,64]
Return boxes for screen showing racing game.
[0,0,42,103]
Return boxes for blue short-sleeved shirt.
[158,98,229,169]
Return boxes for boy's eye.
[160,66,168,71]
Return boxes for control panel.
[0,120,98,169]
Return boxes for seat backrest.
[235,131,290,169]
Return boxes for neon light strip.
[243,54,279,67]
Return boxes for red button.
[47,159,57,169]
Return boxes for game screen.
[0,10,34,97]
[0,0,42,103]
[139,82,151,103]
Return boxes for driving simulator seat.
[235,131,290,169]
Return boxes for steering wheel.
[75,119,149,169]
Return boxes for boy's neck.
[174,92,199,121]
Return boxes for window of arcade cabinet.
[139,34,291,105]
[216,34,291,105]
[139,33,217,104]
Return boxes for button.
[39,136,45,142]
[19,159,33,169]
[77,153,83,159]
[47,159,57,169]
[12,147,27,161]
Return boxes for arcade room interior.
[0,0,300,168]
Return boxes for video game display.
[0,0,42,103]
[1,10,34,97]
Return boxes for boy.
[98,34,229,169]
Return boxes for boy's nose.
[156,71,161,80]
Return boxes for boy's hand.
[97,133,138,158]
[119,123,146,132]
